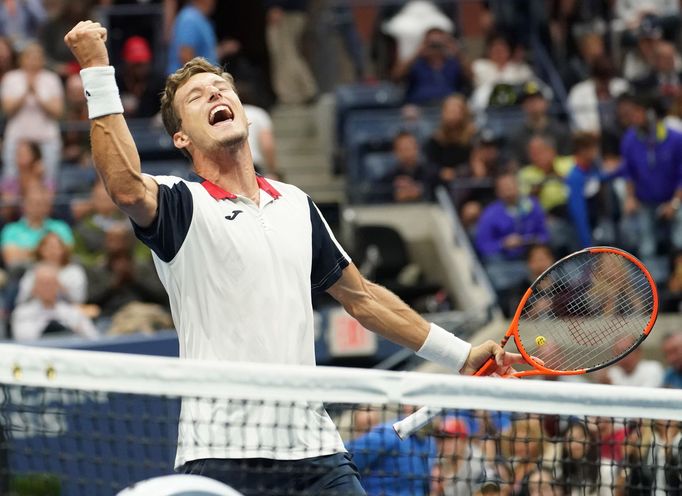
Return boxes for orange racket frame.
[474,246,659,378]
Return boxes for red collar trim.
[199,176,282,201]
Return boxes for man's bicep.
[122,175,160,228]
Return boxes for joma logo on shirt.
[225,210,243,221]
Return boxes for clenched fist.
[64,20,110,69]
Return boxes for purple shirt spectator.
[406,57,465,104]
[476,174,549,260]
[621,125,682,205]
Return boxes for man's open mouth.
[209,105,234,126]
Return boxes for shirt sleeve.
[308,197,350,292]
[132,179,194,263]
[566,171,593,248]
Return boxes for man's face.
[655,42,676,73]
[393,135,419,168]
[173,72,249,158]
[663,334,682,372]
[496,175,518,204]
[523,95,548,119]
[528,139,556,171]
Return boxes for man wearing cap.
[509,81,571,165]
[117,36,164,118]
[620,93,682,258]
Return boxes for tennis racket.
[393,246,658,439]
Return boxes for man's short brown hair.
[160,58,235,157]
[572,131,599,153]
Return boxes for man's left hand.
[459,340,525,376]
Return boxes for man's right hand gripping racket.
[394,246,658,439]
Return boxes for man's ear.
[173,130,190,151]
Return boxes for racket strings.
[516,251,654,371]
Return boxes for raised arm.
[64,21,158,228]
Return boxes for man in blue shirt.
[346,413,437,496]
[475,173,549,262]
[166,0,218,75]
[662,332,682,389]
[392,28,468,105]
[621,94,682,258]
[565,132,617,248]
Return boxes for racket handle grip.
[474,355,497,377]
[392,406,440,440]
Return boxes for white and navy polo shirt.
[132,173,350,466]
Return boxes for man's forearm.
[90,115,156,225]
[337,278,429,350]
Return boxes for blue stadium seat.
[140,160,190,179]
[57,166,97,196]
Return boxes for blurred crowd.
[345,407,681,496]
[3,0,682,340]
[341,332,682,496]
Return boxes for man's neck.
[25,217,44,229]
[193,142,260,203]
[528,114,547,129]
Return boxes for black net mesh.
[0,383,680,496]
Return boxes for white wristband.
[416,323,472,373]
[80,66,124,119]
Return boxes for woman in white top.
[0,42,63,192]
[17,231,87,305]
[470,33,535,112]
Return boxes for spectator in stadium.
[15,232,87,306]
[391,28,470,105]
[62,73,91,165]
[346,407,436,496]
[0,0,46,49]
[632,40,682,101]
[523,467,559,496]
[662,332,682,388]
[374,131,435,204]
[0,185,73,269]
[39,1,88,78]
[561,32,606,91]
[64,21,525,494]
[472,33,534,89]
[518,135,573,216]
[0,36,15,82]
[597,335,664,387]
[620,93,682,258]
[430,418,484,496]
[557,420,619,496]
[509,82,571,165]
[239,85,280,179]
[166,0,219,75]
[662,250,682,312]
[499,416,547,495]
[470,32,535,112]
[11,263,97,341]
[117,36,165,119]
[565,132,612,248]
[615,2,680,47]
[423,94,475,184]
[567,54,629,133]
[0,42,63,193]
[475,173,549,262]
[622,15,664,82]
[500,243,555,317]
[87,224,167,318]
[14,140,44,197]
[451,129,503,231]
[265,0,317,104]
[72,180,133,267]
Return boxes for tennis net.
[0,343,680,496]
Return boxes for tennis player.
[64,21,523,495]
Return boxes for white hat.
[116,474,244,496]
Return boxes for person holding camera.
[391,28,471,105]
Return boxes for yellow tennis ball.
[535,336,546,346]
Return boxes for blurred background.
[0,0,680,390]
